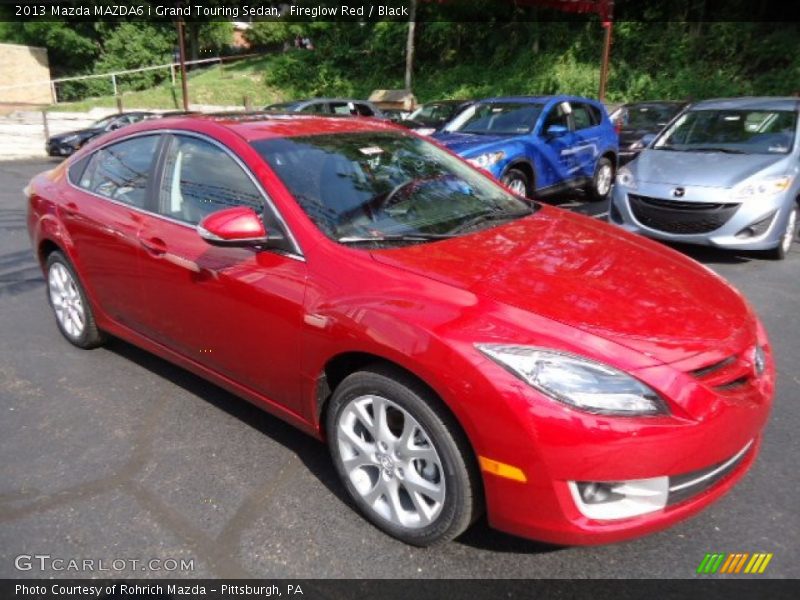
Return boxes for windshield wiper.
[449,209,532,234]
[687,147,746,154]
[337,233,456,245]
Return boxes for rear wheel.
[767,205,798,260]
[46,251,105,348]
[588,157,614,201]
[501,168,531,198]
[326,366,481,546]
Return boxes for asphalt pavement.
[1,159,798,579]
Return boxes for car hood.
[433,132,516,156]
[633,149,785,187]
[50,127,101,143]
[370,207,751,365]
[619,128,656,148]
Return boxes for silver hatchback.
[610,97,799,259]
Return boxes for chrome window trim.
[65,128,305,262]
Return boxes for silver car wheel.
[48,262,85,339]
[506,178,527,196]
[595,163,613,197]
[781,208,797,254]
[337,394,446,529]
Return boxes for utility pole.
[176,18,189,111]
[598,1,614,102]
[404,0,417,91]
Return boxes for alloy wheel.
[506,177,527,197]
[595,163,613,197]
[337,394,446,529]
[48,262,85,339]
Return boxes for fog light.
[569,477,668,520]
[735,211,776,239]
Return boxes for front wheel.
[326,366,481,546]
[588,157,614,201]
[767,205,798,260]
[501,168,531,198]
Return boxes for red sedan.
[26,114,774,546]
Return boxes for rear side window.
[572,104,595,130]
[78,135,160,208]
[157,135,264,225]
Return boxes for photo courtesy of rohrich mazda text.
[26,112,774,546]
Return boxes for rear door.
[65,134,162,329]
[569,102,604,178]
[134,133,308,412]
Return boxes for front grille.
[629,194,740,234]
[667,441,753,506]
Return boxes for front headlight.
[467,151,506,169]
[476,345,666,416]
[615,166,637,189]
[732,175,793,200]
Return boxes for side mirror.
[545,124,569,138]
[197,206,270,247]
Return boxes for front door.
[135,134,308,413]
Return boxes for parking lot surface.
[1,159,798,578]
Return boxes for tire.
[45,251,105,349]
[587,157,614,201]
[326,365,482,546]
[501,168,531,198]
[767,205,798,260]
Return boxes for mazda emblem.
[672,187,685,198]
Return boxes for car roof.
[691,97,800,111]
[474,95,604,108]
[138,113,402,142]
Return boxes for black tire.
[45,251,105,349]
[501,168,531,198]
[767,205,798,260]
[587,156,614,201]
[326,365,482,546]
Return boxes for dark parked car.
[46,112,155,157]
[610,101,687,164]
[397,100,475,135]
[265,98,384,118]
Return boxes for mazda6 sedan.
[26,113,774,546]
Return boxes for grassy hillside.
[48,56,288,112]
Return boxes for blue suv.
[434,95,619,200]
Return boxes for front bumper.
[608,183,792,251]
[472,339,774,545]
[46,141,78,157]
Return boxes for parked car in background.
[46,112,155,157]
[610,101,688,164]
[381,108,412,123]
[26,113,773,547]
[434,96,619,200]
[397,100,475,135]
[265,98,384,118]
[611,97,800,259]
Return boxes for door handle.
[139,236,167,257]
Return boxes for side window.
[353,103,375,116]
[158,136,264,225]
[543,103,570,132]
[330,102,353,115]
[78,135,159,208]
[301,103,328,114]
[572,104,594,130]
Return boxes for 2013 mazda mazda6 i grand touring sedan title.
[25,113,774,546]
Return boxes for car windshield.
[408,103,460,126]
[654,108,797,154]
[619,104,682,129]
[251,131,534,245]
[444,102,543,135]
[91,115,118,129]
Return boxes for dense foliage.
[252,20,800,103]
